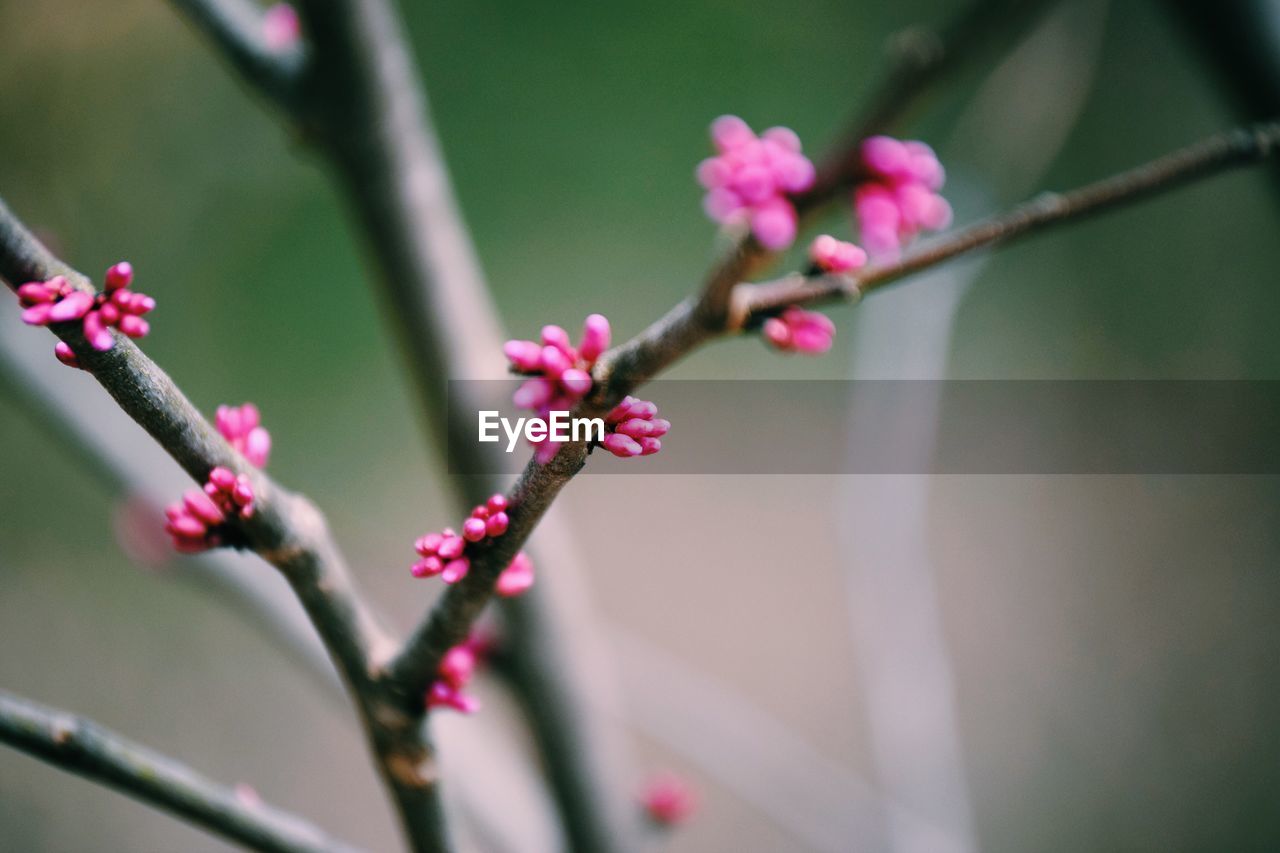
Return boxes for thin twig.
[169,0,307,111]
[736,120,1280,319]
[0,199,448,852]
[391,119,1280,695]
[0,688,360,853]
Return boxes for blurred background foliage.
[2,0,1280,850]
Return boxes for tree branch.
[0,688,359,853]
[0,198,450,853]
[735,119,1280,319]
[168,0,307,111]
[391,119,1280,698]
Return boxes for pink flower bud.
[540,345,571,376]
[441,558,470,584]
[762,317,791,349]
[578,313,611,363]
[648,418,671,438]
[750,198,797,251]
[21,303,54,325]
[485,512,509,537]
[470,504,490,520]
[415,532,444,556]
[17,283,55,305]
[462,517,487,542]
[262,3,301,51]
[184,489,226,525]
[711,115,754,152]
[82,310,114,351]
[641,774,698,826]
[560,368,593,397]
[503,340,543,372]
[513,377,554,410]
[638,437,662,455]
[603,433,643,457]
[208,466,237,490]
[487,494,508,513]
[438,535,466,560]
[244,427,272,468]
[438,646,476,689]
[53,341,81,369]
[104,262,134,291]
[541,325,573,355]
[809,234,867,273]
[412,556,444,578]
[117,315,150,338]
[495,552,534,597]
[616,418,655,439]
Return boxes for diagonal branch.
[390,118,1280,698]
[0,198,448,853]
[0,688,360,853]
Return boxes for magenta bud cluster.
[697,115,815,251]
[640,773,699,827]
[412,494,518,586]
[505,313,611,464]
[164,466,255,553]
[216,403,272,468]
[18,263,154,368]
[763,307,836,355]
[600,396,669,458]
[855,136,951,260]
[427,634,489,715]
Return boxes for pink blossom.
[762,307,836,355]
[216,403,272,468]
[411,494,511,584]
[425,633,490,714]
[495,551,535,597]
[697,116,814,250]
[809,234,867,274]
[17,263,156,363]
[262,4,301,51]
[162,467,255,554]
[599,396,669,458]
[854,137,951,260]
[505,314,611,463]
[640,773,698,827]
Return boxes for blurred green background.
[3,0,1280,850]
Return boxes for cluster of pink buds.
[505,314,610,463]
[163,467,255,553]
[697,116,815,250]
[412,494,511,585]
[216,403,272,468]
[762,307,836,355]
[262,4,301,51]
[600,397,669,458]
[855,136,951,260]
[426,634,490,714]
[17,263,155,367]
[640,773,698,827]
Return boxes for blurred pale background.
[2,0,1280,851]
